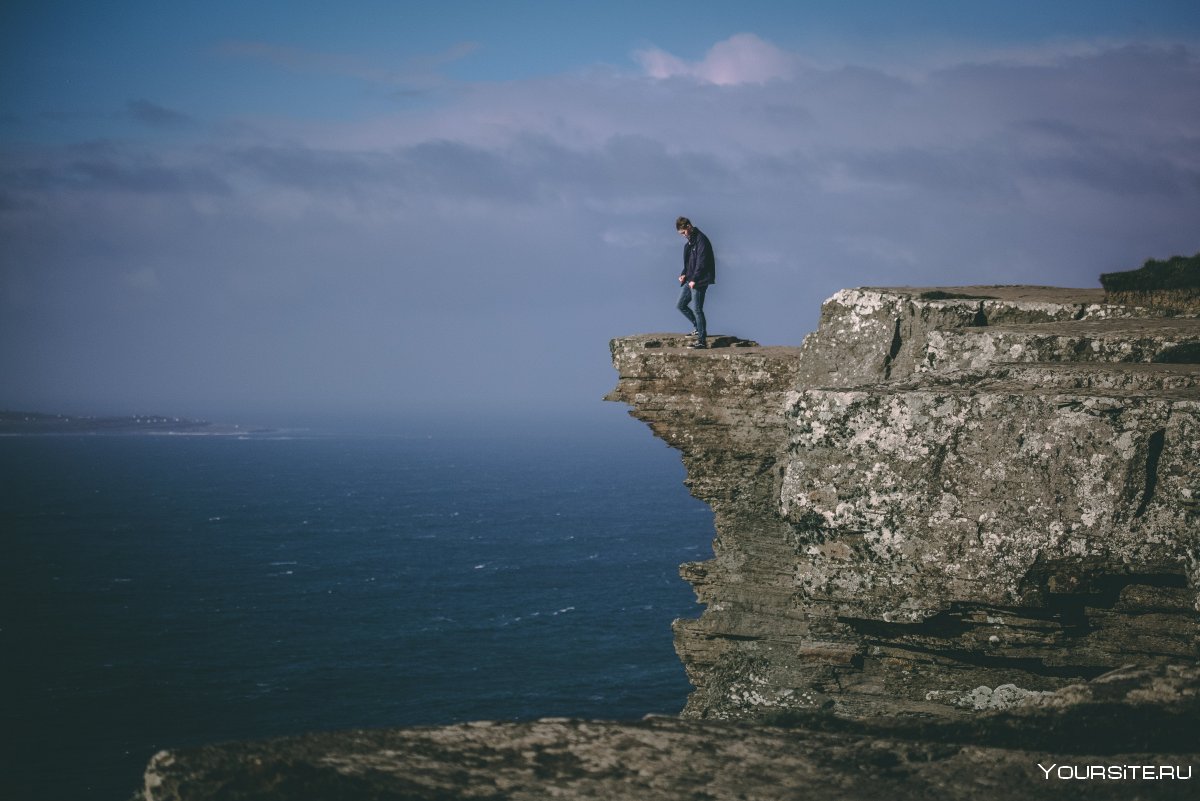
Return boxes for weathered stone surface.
[792,286,1155,389]
[1104,289,1200,315]
[138,665,1200,800]
[606,286,1199,722]
[923,318,1200,375]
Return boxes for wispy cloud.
[217,39,479,90]
[634,33,797,85]
[124,99,197,129]
[2,34,1198,417]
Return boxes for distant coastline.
[0,410,264,436]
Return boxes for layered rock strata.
[606,286,1200,721]
[1100,253,1200,314]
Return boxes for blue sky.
[3,1,1199,428]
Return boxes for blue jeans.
[677,284,707,344]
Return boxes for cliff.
[606,286,1199,722]
[137,284,1200,799]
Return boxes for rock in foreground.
[139,665,1198,800]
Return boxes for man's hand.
[679,274,686,284]
[688,281,695,289]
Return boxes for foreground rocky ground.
[140,665,1199,800]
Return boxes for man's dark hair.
[676,216,692,231]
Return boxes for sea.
[0,414,714,800]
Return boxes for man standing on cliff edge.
[676,216,716,349]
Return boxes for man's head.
[676,217,693,237]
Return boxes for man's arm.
[691,235,712,285]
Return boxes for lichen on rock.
[607,285,1200,722]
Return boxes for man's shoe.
[688,342,707,349]
[688,329,698,335]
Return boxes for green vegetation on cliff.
[1100,253,1200,292]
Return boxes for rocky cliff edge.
[607,285,1199,722]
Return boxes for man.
[675,216,716,349]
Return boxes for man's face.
[678,226,691,238]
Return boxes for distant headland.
[0,410,264,436]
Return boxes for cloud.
[217,39,479,90]
[7,39,1198,258]
[123,267,160,291]
[635,33,797,85]
[124,99,196,129]
[0,141,230,196]
[3,35,1199,420]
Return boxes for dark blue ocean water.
[0,419,714,801]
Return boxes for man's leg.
[693,285,707,345]
[676,284,697,329]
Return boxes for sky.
[2,0,1199,430]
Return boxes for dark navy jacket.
[682,227,716,288]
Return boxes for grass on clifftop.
[1100,253,1200,292]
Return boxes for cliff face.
[607,286,1200,721]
